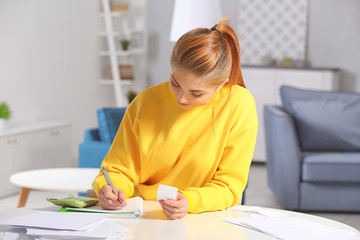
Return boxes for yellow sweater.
[92,81,258,213]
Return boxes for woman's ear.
[215,79,229,92]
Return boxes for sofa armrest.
[78,141,111,168]
[264,105,302,209]
[84,128,101,142]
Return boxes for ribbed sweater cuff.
[179,189,201,213]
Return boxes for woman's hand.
[98,184,127,210]
[159,192,189,219]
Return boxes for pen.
[102,167,124,207]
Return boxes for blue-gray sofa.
[264,86,360,211]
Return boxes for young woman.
[92,16,258,219]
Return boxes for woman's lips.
[178,102,190,107]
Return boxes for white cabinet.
[0,138,13,195]
[0,122,72,197]
[243,66,340,162]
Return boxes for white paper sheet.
[156,184,178,201]
[26,218,130,238]
[223,216,360,240]
[228,205,287,217]
[0,211,109,231]
[0,227,29,240]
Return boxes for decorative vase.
[0,119,9,131]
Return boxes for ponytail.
[170,15,245,88]
[214,17,245,88]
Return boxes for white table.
[10,168,99,207]
[0,201,359,239]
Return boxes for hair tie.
[211,26,222,35]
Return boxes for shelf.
[99,12,127,18]
[0,122,71,138]
[243,64,340,72]
[98,49,145,56]
[99,30,147,37]
[98,31,120,37]
[99,79,133,85]
[98,0,146,107]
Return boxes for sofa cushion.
[97,108,126,143]
[302,152,360,183]
[280,86,360,151]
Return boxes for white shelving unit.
[99,0,147,107]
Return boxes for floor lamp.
[170,0,222,42]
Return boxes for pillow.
[97,108,126,143]
[280,86,360,151]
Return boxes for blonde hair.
[170,16,245,88]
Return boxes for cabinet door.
[275,69,326,104]
[11,133,35,173]
[0,138,19,196]
[37,127,72,168]
[243,68,277,161]
[23,126,72,169]
[9,126,72,172]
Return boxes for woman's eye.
[192,93,203,98]
[171,80,179,88]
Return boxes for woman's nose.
[177,90,187,103]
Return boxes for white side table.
[10,168,99,208]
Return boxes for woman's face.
[169,65,225,110]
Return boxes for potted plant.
[127,90,137,103]
[120,39,131,51]
[0,102,11,131]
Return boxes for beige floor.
[0,163,359,231]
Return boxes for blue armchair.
[264,86,360,211]
[79,108,126,168]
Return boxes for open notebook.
[63,197,143,218]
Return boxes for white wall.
[307,0,360,91]
[146,0,174,86]
[147,0,360,93]
[0,0,116,165]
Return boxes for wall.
[0,0,116,165]
[307,0,360,91]
[146,0,174,86]
[147,0,360,93]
